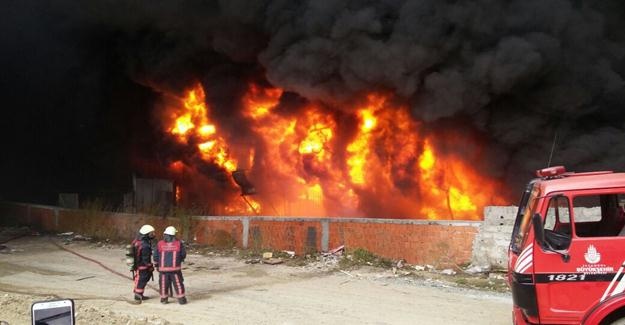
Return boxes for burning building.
[3,1,625,219]
[156,82,505,219]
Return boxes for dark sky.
[2,0,625,205]
[0,2,159,202]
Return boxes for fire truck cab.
[509,166,625,325]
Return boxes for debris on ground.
[414,265,426,271]
[340,270,355,277]
[262,258,283,265]
[488,272,506,280]
[76,275,96,281]
[73,234,91,241]
[303,254,341,271]
[282,250,295,258]
[323,245,345,256]
[58,232,92,243]
[440,269,457,275]
[392,267,412,276]
[464,265,490,274]
[253,251,284,265]
[424,278,453,288]
[245,258,261,264]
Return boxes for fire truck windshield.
[510,182,540,253]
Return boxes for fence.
[0,201,481,267]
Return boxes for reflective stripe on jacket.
[132,237,153,270]
[155,239,185,272]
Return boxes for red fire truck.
[509,166,625,325]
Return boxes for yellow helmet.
[139,224,155,235]
[164,226,177,236]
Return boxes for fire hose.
[0,233,30,245]
[48,239,160,293]
[3,233,172,297]
[1,233,162,302]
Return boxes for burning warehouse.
[2,1,625,220]
[158,82,505,219]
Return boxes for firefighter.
[154,226,187,304]
[132,224,155,303]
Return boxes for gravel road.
[0,235,511,324]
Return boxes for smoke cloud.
[3,0,625,204]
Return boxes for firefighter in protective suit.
[132,224,155,303]
[154,226,187,304]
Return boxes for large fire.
[160,83,506,219]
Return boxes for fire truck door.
[532,195,588,322]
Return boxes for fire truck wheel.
[610,317,625,325]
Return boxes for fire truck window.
[544,196,570,231]
[511,185,540,252]
[543,196,572,250]
[573,194,625,237]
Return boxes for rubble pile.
[57,232,92,244]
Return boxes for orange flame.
[243,84,283,119]
[346,103,379,185]
[168,84,238,172]
[164,83,262,214]
[162,82,506,219]
[175,186,181,204]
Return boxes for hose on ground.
[49,238,159,293]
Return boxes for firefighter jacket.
[132,235,153,271]
[154,237,186,272]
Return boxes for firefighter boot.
[178,297,187,305]
[160,298,168,304]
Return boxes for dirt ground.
[0,231,512,324]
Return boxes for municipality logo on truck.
[584,245,601,264]
[577,245,613,274]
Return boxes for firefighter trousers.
[133,269,152,296]
[159,271,185,298]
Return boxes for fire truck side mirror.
[532,213,546,249]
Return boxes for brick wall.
[0,201,480,267]
[247,219,323,253]
[192,217,242,247]
[327,220,478,266]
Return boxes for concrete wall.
[0,201,480,267]
[470,206,517,269]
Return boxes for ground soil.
[0,232,511,324]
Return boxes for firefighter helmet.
[164,226,177,236]
[139,224,155,235]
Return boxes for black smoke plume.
[2,0,625,205]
